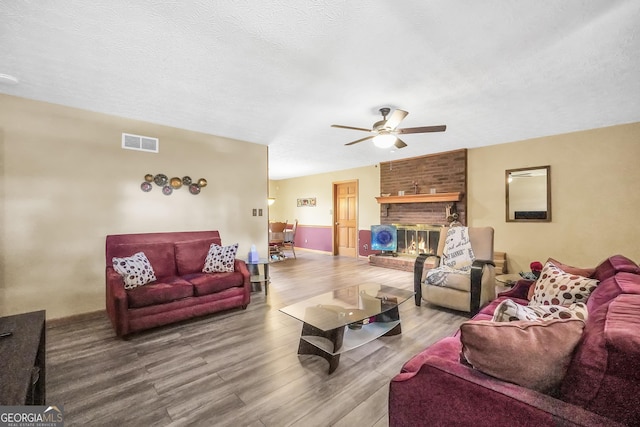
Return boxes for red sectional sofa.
[389,255,640,426]
[105,231,251,337]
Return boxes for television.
[371,225,397,253]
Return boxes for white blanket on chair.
[425,227,475,287]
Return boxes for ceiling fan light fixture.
[373,132,396,148]
[335,107,446,148]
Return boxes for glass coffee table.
[280,284,414,374]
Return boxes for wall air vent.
[121,133,159,153]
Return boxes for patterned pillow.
[442,227,475,271]
[203,243,239,273]
[493,298,588,322]
[529,261,599,306]
[112,252,157,290]
[527,258,596,300]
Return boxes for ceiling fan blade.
[394,138,407,149]
[396,125,447,134]
[384,109,408,130]
[344,135,374,146]
[331,124,372,132]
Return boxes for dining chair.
[268,221,287,260]
[282,219,298,259]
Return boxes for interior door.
[334,180,358,257]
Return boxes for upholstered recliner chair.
[414,226,496,315]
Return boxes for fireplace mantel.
[375,192,463,204]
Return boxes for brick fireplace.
[379,148,467,226]
[396,224,442,256]
[369,149,467,271]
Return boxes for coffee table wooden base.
[297,323,344,374]
[297,306,403,374]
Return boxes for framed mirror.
[505,165,551,222]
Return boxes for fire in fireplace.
[394,224,442,256]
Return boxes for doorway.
[333,180,358,257]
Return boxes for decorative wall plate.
[170,177,182,189]
[154,174,168,186]
[141,173,205,195]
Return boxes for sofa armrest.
[413,254,441,306]
[498,279,535,300]
[470,259,495,315]
[105,267,129,336]
[389,355,622,427]
[234,259,251,305]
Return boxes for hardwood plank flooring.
[46,252,469,426]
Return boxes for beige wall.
[469,122,640,272]
[2,93,637,319]
[269,165,380,229]
[272,123,640,272]
[0,94,268,319]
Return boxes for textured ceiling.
[1,1,639,179]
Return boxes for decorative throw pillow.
[492,299,539,322]
[527,258,596,300]
[460,318,585,394]
[442,227,475,271]
[493,298,588,322]
[112,251,157,290]
[529,261,599,306]
[203,243,239,273]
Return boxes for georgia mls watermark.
[0,406,64,427]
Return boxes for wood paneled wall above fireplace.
[379,149,467,226]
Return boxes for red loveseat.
[389,255,640,426]
[106,231,251,337]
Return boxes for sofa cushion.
[174,238,217,275]
[400,336,462,375]
[112,252,157,289]
[527,258,595,300]
[492,299,588,322]
[587,271,640,312]
[434,271,470,292]
[561,294,640,424]
[110,242,176,279]
[203,243,239,273]
[460,318,585,394]
[529,261,598,306]
[185,271,244,296]
[127,276,194,308]
[593,254,640,282]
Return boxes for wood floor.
[46,252,469,426]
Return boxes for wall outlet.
[252,209,257,216]
[258,208,263,216]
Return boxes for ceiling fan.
[331,107,446,149]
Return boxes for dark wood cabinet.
[0,310,46,405]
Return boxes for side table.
[495,273,524,287]
[242,258,270,296]
[0,310,46,405]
